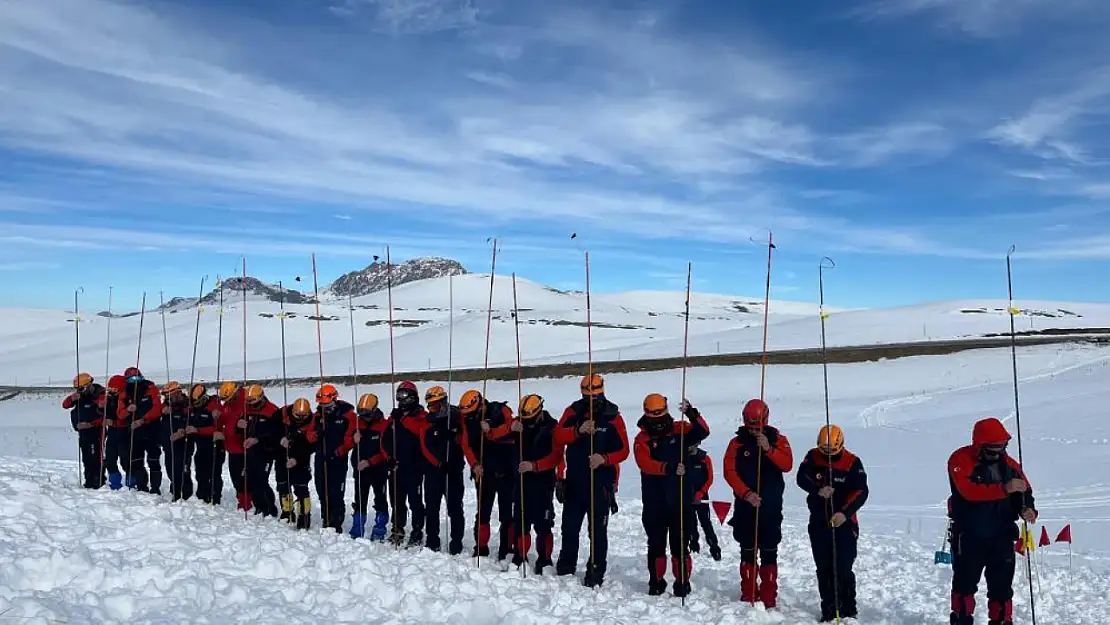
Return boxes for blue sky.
[1,0,1109,311]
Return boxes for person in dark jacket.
[381,380,428,547]
[552,374,630,588]
[242,384,281,517]
[414,386,465,554]
[159,382,194,501]
[279,397,316,530]
[459,388,516,560]
[349,393,390,541]
[116,367,163,494]
[723,398,793,608]
[947,417,1037,625]
[796,424,869,622]
[313,384,357,533]
[633,393,710,597]
[185,383,223,505]
[686,443,721,562]
[100,375,127,490]
[64,373,106,489]
[509,394,561,573]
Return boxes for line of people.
[65,370,1037,624]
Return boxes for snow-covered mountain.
[326,256,467,299]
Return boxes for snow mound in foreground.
[1,458,1106,624]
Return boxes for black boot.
[583,561,605,588]
[448,540,463,556]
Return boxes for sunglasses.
[981,443,1007,454]
[126,375,142,384]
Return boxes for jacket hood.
[972,417,1011,451]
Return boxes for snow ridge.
[327,256,468,299]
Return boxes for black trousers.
[103,428,123,477]
[389,464,425,537]
[278,460,312,516]
[228,453,247,501]
[556,479,613,573]
[424,465,464,550]
[165,439,193,501]
[730,500,783,565]
[808,521,858,616]
[475,470,515,556]
[352,465,389,514]
[643,496,695,580]
[245,447,277,516]
[314,455,349,531]
[142,431,163,493]
[950,531,1017,611]
[191,438,223,504]
[122,428,160,492]
[689,501,721,549]
[514,473,556,550]
[77,429,104,488]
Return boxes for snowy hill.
[2,343,1109,623]
[326,256,468,299]
[0,270,1109,387]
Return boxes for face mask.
[981,443,1006,461]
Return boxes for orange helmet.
[458,389,482,415]
[190,384,208,406]
[72,373,93,389]
[643,393,668,418]
[316,384,338,405]
[217,381,239,401]
[817,424,844,455]
[357,393,379,413]
[162,381,183,397]
[425,386,448,406]
[743,398,769,426]
[580,373,604,397]
[291,397,313,419]
[519,394,544,419]
[245,384,265,404]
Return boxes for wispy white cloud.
[0,261,61,272]
[850,0,1102,38]
[328,0,479,34]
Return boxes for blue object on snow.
[108,472,123,490]
[934,550,952,565]
[125,475,137,489]
[371,511,388,541]
[349,512,366,539]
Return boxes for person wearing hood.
[116,367,163,494]
[633,393,710,597]
[509,394,562,573]
[947,417,1037,625]
[100,375,128,490]
[349,393,391,541]
[723,398,793,608]
[159,381,194,501]
[381,380,429,548]
[63,373,106,489]
[796,425,868,622]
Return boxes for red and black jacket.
[415,404,465,471]
[382,405,428,470]
[116,380,162,428]
[313,401,358,459]
[513,410,562,490]
[217,390,247,454]
[553,397,629,490]
[723,425,793,507]
[64,385,105,431]
[283,412,317,465]
[160,397,191,445]
[948,445,1035,539]
[690,451,713,501]
[245,399,282,453]
[352,409,389,470]
[634,408,710,505]
[186,398,221,440]
[796,447,869,527]
[461,401,515,475]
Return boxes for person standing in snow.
[216,381,251,511]
[348,393,391,541]
[159,382,194,501]
[242,384,281,517]
[100,375,127,490]
[686,442,722,562]
[947,417,1037,625]
[509,394,561,573]
[459,388,516,560]
[381,380,428,548]
[723,398,793,608]
[413,386,466,553]
[279,397,317,530]
[553,374,630,588]
[185,383,223,505]
[64,373,106,489]
[313,384,357,533]
[633,393,710,597]
[796,424,868,622]
[116,367,163,494]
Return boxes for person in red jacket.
[796,425,868,622]
[947,417,1037,625]
[313,384,357,533]
[99,375,128,490]
[724,398,793,608]
[633,393,710,597]
[116,367,163,494]
[686,443,721,561]
[185,383,224,505]
[64,373,106,489]
[159,382,193,501]
[411,386,465,553]
[242,384,281,517]
[459,388,516,560]
[216,381,251,511]
[279,397,317,530]
[380,380,429,547]
[509,394,562,572]
[349,393,391,541]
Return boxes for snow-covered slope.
[2,343,1109,623]
[0,271,1108,386]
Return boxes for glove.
[554,479,565,504]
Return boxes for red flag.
[1039,526,1051,547]
[1056,525,1072,544]
[711,501,732,525]
[1014,538,1025,554]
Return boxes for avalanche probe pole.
[158,291,175,501]
[750,231,775,605]
[584,249,597,585]
[348,293,362,526]
[511,272,526,577]
[73,287,84,487]
[311,253,329,528]
[678,262,692,607]
[476,238,498,568]
[182,276,207,500]
[278,281,291,519]
[444,273,455,551]
[818,257,841,624]
[98,286,113,488]
[211,277,225,505]
[128,292,147,484]
[1006,245,1037,625]
[385,248,399,547]
[240,259,250,521]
